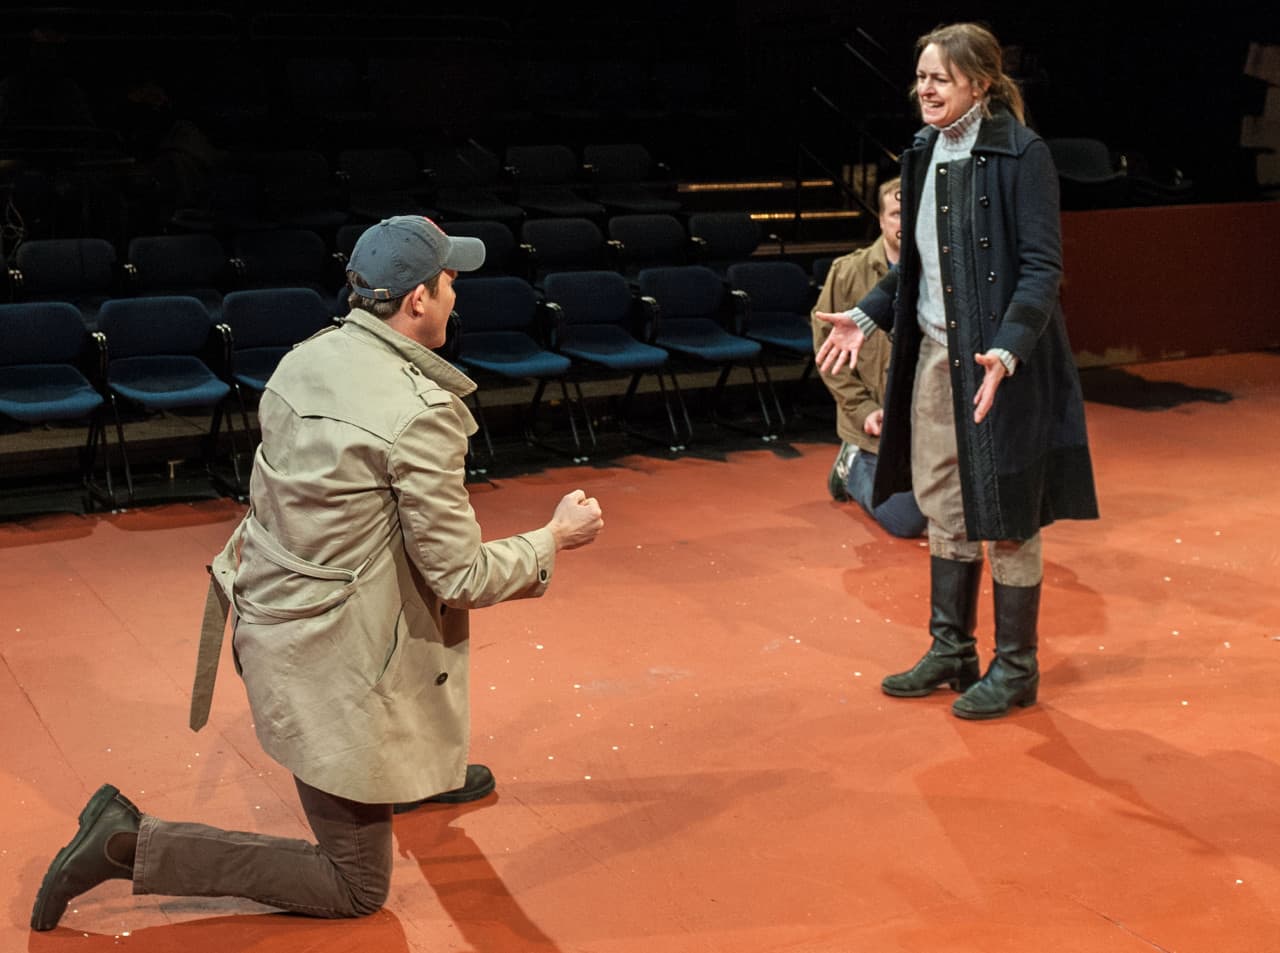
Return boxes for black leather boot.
[31,784,139,931]
[393,764,496,814]
[953,580,1041,720]
[882,556,982,697]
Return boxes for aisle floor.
[3,352,1278,953]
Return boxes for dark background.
[1,1,1277,233]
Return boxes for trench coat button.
[941,245,951,254]
[977,155,988,166]
[940,205,950,214]
[435,672,449,686]
[989,311,997,320]
[938,167,947,176]
[952,358,961,367]
[539,569,548,582]
[979,236,991,249]
[944,285,953,294]
[979,196,990,207]
[949,320,957,329]
[987,271,997,283]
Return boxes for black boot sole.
[952,687,1039,720]
[882,675,976,698]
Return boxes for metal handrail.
[795,144,876,219]
[808,86,900,166]
[841,36,901,97]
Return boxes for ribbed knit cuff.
[840,306,880,337]
[990,347,1018,375]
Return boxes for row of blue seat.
[448,264,817,459]
[0,289,332,506]
[1,262,823,498]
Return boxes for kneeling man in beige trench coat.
[32,216,605,930]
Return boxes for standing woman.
[816,22,1098,719]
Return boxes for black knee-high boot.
[952,580,1041,719]
[881,556,982,697]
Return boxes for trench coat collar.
[908,103,1022,158]
[342,307,477,397]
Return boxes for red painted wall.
[1060,202,1280,367]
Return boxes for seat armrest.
[729,288,752,334]
[207,322,234,378]
[637,295,660,343]
[606,238,625,272]
[86,331,109,390]
[541,300,564,350]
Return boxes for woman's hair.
[911,22,1025,124]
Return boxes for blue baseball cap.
[347,216,485,299]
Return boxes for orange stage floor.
[3,351,1278,952]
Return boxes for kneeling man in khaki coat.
[33,216,604,930]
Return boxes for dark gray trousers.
[133,776,393,918]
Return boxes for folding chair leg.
[523,379,591,463]
[617,370,688,452]
[108,394,136,504]
[710,364,734,408]
[556,379,595,461]
[524,380,548,443]
[206,398,247,497]
[234,382,253,438]
[82,408,118,510]
[754,359,787,436]
[660,371,693,447]
[568,380,597,452]
[710,362,781,441]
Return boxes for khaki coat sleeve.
[391,398,555,608]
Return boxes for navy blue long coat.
[858,105,1099,541]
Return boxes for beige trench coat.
[204,309,555,804]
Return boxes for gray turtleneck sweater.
[841,102,1016,374]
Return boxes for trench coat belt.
[189,512,381,731]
